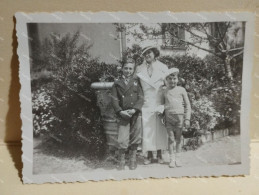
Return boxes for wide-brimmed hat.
[164,68,179,79]
[141,45,159,56]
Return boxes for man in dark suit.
[111,60,144,170]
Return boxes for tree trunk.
[224,55,234,81]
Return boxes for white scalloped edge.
[15,11,255,184]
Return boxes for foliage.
[182,136,203,151]
[123,22,244,81]
[159,54,241,131]
[119,44,143,66]
[118,39,242,132]
[32,86,60,137]
[31,31,119,157]
[31,31,89,72]
[191,96,220,130]
[118,22,243,132]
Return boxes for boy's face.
[122,63,135,78]
[166,74,178,88]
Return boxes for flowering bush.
[191,96,220,130]
[32,87,58,136]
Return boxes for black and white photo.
[16,12,254,183]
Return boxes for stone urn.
[90,82,118,153]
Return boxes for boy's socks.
[129,149,137,170]
[175,153,182,167]
[117,149,126,170]
[169,154,176,168]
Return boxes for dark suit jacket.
[111,77,144,115]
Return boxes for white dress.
[136,60,168,153]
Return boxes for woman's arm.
[133,79,144,112]
[156,86,165,113]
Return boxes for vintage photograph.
[16,12,253,183]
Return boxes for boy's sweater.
[161,86,191,121]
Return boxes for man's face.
[166,74,178,88]
[144,50,155,63]
[122,63,135,78]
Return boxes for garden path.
[33,135,241,174]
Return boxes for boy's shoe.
[175,153,182,167]
[175,159,182,167]
[144,158,151,165]
[169,154,176,168]
[117,150,126,170]
[129,160,137,170]
[169,160,176,168]
[117,161,125,170]
[129,149,137,170]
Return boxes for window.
[161,25,186,50]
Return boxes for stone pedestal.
[91,82,118,153]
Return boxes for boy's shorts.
[117,113,142,149]
[165,113,184,142]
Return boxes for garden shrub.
[159,54,241,132]
[31,31,119,158]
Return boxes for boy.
[111,59,144,170]
[158,68,191,168]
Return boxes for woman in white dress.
[135,46,168,164]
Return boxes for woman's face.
[144,50,155,64]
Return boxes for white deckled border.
[15,11,255,184]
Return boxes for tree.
[164,22,244,82]
[117,22,245,82]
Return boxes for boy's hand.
[184,120,190,128]
[156,105,164,114]
[119,110,131,119]
[126,109,136,116]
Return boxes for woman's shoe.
[158,158,164,164]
